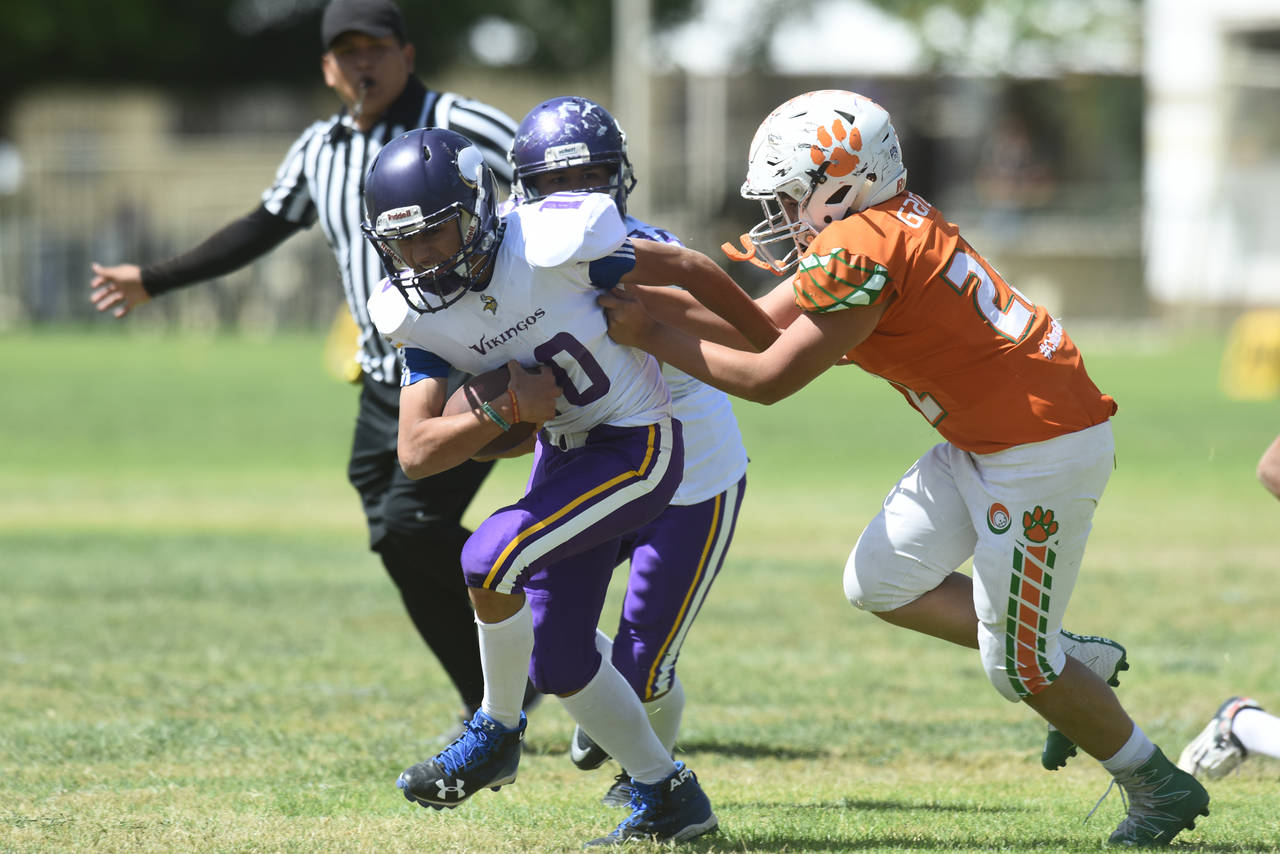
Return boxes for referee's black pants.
[347,373,493,711]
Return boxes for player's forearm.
[634,286,757,351]
[398,409,512,478]
[677,255,780,351]
[638,323,792,405]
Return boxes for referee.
[89,0,537,735]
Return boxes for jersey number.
[939,249,1035,342]
[891,248,1038,426]
[892,383,947,426]
[534,332,610,406]
[894,193,930,228]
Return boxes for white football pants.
[844,421,1115,702]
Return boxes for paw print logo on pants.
[810,119,863,177]
[1022,506,1058,543]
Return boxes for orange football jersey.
[793,192,1116,453]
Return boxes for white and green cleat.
[1042,630,1130,770]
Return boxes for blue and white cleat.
[397,709,525,810]
[584,761,718,847]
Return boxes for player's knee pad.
[977,621,1067,703]
[459,524,519,590]
[459,533,490,590]
[843,525,932,613]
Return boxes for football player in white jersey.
[361,127,776,846]
[506,96,750,809]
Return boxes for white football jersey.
[367,192,671,442]
[624,215,749,505]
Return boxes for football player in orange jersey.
[601,90,1210,846]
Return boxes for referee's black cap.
[322,0,408,48]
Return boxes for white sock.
[476,601,534,729]
[645,676,685,755]
[1233,707,1280,759]
[595,627,685,756]
[1100,722,1157,778]
[559,660,675,785]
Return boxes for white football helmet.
[730,90,908,273]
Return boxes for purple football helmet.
[509,96,637,214]
[361,127,502,313]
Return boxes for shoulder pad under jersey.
[517,191,627,269]
[366,276,416,345]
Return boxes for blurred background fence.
[0,0,1276,332]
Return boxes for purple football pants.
[610,475,746,700]
[460,417,683,695]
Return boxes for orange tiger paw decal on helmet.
[1022,506,1058,543]
[810,119,863,177]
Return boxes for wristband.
[479,400,511,431]
[507,388,520,424]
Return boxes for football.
[443,364,540,457]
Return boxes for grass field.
[2,327,1277,853]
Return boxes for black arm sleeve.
[140,205,304,296]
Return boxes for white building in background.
[1146,0,1280,309]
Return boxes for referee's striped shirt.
[262,77,517,384]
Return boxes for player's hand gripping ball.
[443,364,541,457]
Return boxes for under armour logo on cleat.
[436,779,467,800]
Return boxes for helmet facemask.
[361,129,502,315]
[516,146,636,213]
[370,196,498,314]
[741,168,831,274]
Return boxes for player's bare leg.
[471,586,526,622]
[1022,658,1133,758]
[1024,667,1210,846]
[872,571,1208,845]
[871,571,979,648]
[874,571,1128,765]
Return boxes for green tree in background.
[0,0,695,107]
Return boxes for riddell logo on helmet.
[544,142,590,166]
[377,205,423,232]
